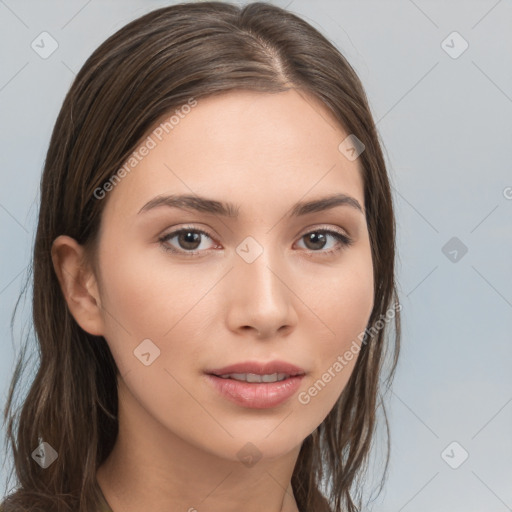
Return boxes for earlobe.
[51,235,105,336]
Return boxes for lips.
[205,360,306,409]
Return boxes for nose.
[224,246,298,340]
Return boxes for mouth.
[205,360,306,409]
[215,372,292,383]
[206,360,306,379]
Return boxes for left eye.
[296,229,353,253]
[158,227,353,256]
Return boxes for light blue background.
[1,1,511,510]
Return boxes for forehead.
[101,89,365,220]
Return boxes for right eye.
[158,226,219,256]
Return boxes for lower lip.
[205,374,304,409]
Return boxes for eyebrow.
[137,192,364,218]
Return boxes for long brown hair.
[1,2,401,511]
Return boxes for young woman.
[1,2,401,511]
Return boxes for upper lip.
[207,360,306,377]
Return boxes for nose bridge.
[226,234,296,336]
[237,235,286,302]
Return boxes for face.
[85,89,374,462]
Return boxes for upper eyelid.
[161,224,349,240]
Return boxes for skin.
[52,89,374,512]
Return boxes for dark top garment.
[98,486,114,512]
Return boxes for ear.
[51,235,105,336]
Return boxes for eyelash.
[158,225,353,257]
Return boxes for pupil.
[180,231,200,249]
[306,232,326,250]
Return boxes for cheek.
[304,245,374,347]
[97,246,214,375]
[295,249,373,417]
